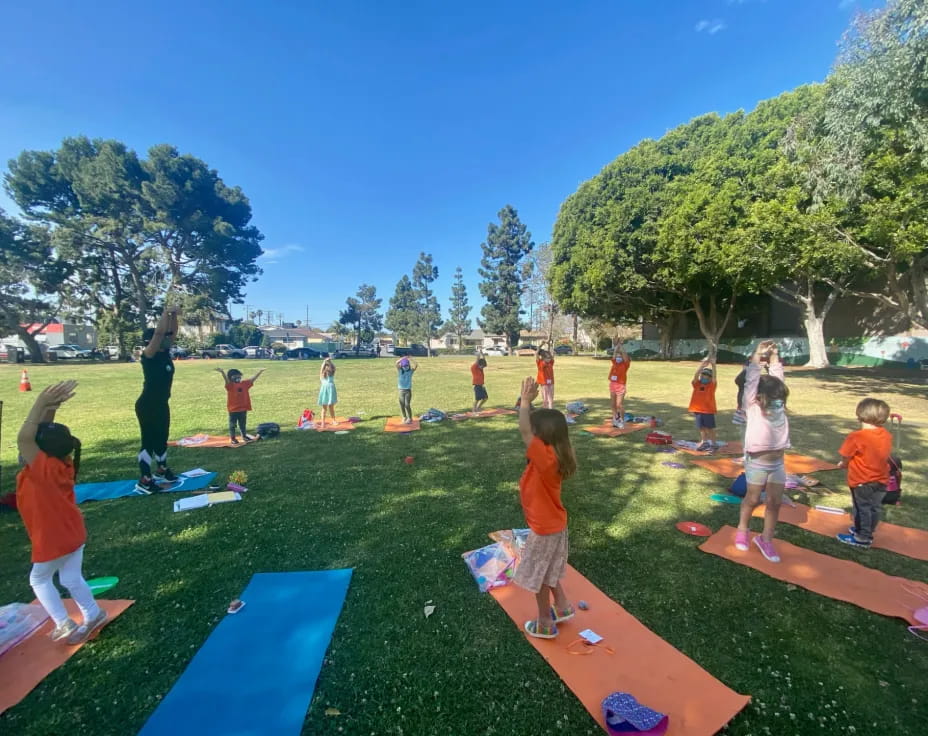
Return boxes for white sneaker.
[49,618,78,642]
[66,608,109,645]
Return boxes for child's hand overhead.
[521,376,539,404]
[38,380,78,407]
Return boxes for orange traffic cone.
[19,369,31,392]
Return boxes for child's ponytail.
[71,436,82,480]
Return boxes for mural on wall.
[624,336,928,368]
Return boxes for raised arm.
[248,368,265,383]
[410,359,419,372]
[214,367,229,383]
[518,377,539,448]
[143,304,178,359]
[614,339,628,361]
[767,344,785,381]
[17,381,78,465]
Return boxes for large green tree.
[478,205,533,348]
[4,137,264,356]
[0,209,71,361]
[446,266,472,351]
[339,284,383,352]
[412,252,441,356]
[384,275,418,346]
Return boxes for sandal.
[524,620,558,639]
[550,604,575,623]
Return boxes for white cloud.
[259,244,304,261]
[695,19,727,34]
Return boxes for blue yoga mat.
[139,569,353,736]
[75,472,217,503]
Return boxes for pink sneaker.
[734,530,750,551]
[753,535,780,563]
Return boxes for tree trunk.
[658,314,676,359]
[804,312,829,369]
[15,326,47,363]
[572,314,578,349]
[691,294,736,363]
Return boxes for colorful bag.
[646,431,672,445]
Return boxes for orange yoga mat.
[753,503,928,562]
[0,599,134,714]
[313,417,356,432]
[384,417,421,432]
[169,434,257,448]
[583,422,648,437]
[491,566,750,735]
[700,526,925,624]
[691,454,840,479]
[674,441,743,457]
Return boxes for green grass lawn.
[1,357,926,735]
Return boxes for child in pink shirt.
[735,341,791,563]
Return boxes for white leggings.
[29,545,101,626]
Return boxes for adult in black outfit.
[135,303,179,494]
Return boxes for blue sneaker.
[837,533,871,549]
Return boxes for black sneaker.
[154,466,178,482]
[135,477,159,495]
[230,437,240,445]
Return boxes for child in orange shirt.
[514,376,578,639]
[215,367,265,443]
[471,354,488,413]
[17,381,108,645]
[836,398,894,549]
[608,340,630,428]
[688,360,718,451]
[535,343,555,409]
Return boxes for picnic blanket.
[0,600,134,715]
[691,454,840,479]
[75,471,217,504]
[312,417,356,432]
[491,565,750,734]
[753,503,928,562]
[169,434,259,449]
[583,422,648,437]
[699,526,925,625]
[139,570,352,735]
[384,417,421,432]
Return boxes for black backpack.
[255,422,280,439]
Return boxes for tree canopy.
[478,205,533,347]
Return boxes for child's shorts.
[609,381,627,396]
[744,455,786,486]
[514,529,568,593]
[693,412,716,429]
[473,384,488,401]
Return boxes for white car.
[244,346,269,358]
[53,344,92,359]
[483,346,507,356]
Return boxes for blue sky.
[0,0,877,329]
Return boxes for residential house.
[1,322,98,350]
[431,328,507,352]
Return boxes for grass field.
[1,356,926,735]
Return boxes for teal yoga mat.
[139,569,353,736]
[74,472,216,503]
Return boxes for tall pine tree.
[339,284,383,353]
[446,266,472,352]
[412,252,441,356]
[478,205,534,348]
[385,274,418,346]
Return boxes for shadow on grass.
[0,393,926,735]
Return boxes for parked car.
[483,346,507,356]
[200,343,246,359]
[335,346,377,358]
[553,345,573,356]
[170,346,189,359]
[515,345,538,357]
[393,343,429,357]
[52,344,92,359]
[285,347,329,360]
[244,346,271,358]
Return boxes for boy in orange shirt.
[17,381,108,645]
[608,340,631,428]
[513,377,577,639]
[836,398,893,549]
[471,354,488,414]
[215,367,265,443]
[688,360,718,451]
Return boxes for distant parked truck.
[200,343,246,359]
[393,343,429,357]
